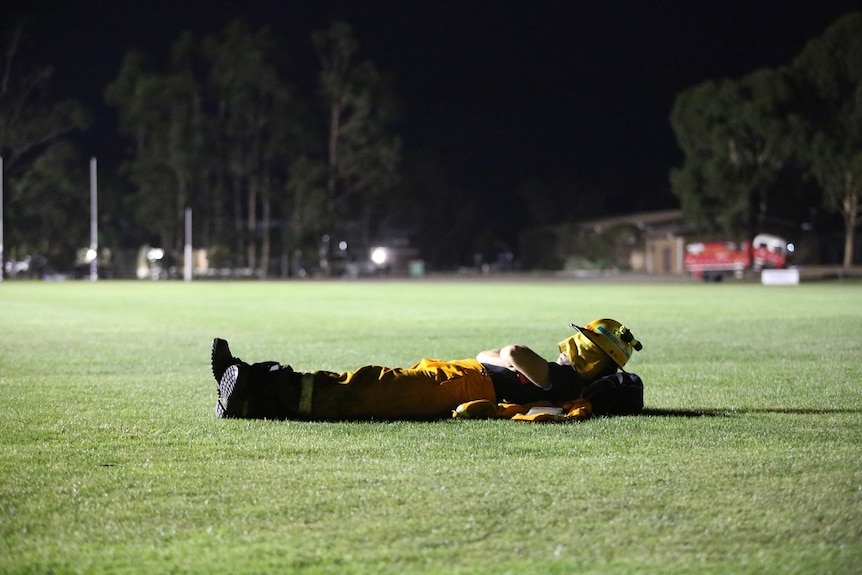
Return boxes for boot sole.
[216,364,246,418]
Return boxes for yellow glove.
[452,400,498,419]
[452,401,531,419]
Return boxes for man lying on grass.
[210,318,644,422]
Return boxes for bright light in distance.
[147,248,165,261]
[787,243,795,253]
[338,241,348,251]
[370,247,388,265]
[85,249,97,262]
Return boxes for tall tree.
[8,141,89,270]
[283,155,328,275]
[312,21,401,270]
[0,26,89,174]
[0,25,90,270]
[669,68,794,238]
[791,12,862,268]
[722,68,797,231]
[203,20,300,276]
[105,35,205,256]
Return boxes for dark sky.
[5,0,860,215]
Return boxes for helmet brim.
[569,323,626,371]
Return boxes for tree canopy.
[102,19,400,277]
[670,12,861,266]
[792,12,862,268]
[0,25,90,272]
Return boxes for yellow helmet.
[570,318,643,369]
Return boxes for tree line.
[670,12,861,267]
[1,20,402,277]
[106,20,401,278]
[1,12,860,277]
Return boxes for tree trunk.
[842,189,858,268]
[232,177,243,267]
[321,100,342,275]
[260,192,270,279]
[176,177,187,257]
[247,181,257,273]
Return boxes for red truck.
[684,234,789,280]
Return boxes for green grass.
[1,278,861,574]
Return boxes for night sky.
[5,0,861,216]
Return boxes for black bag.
[580,372,644,416]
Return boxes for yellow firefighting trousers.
[301,357,496,420]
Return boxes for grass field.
[1,278,861,574]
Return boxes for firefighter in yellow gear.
[211,318,643,421]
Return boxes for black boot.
[216,362,303,420]
[211,338,241,383]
